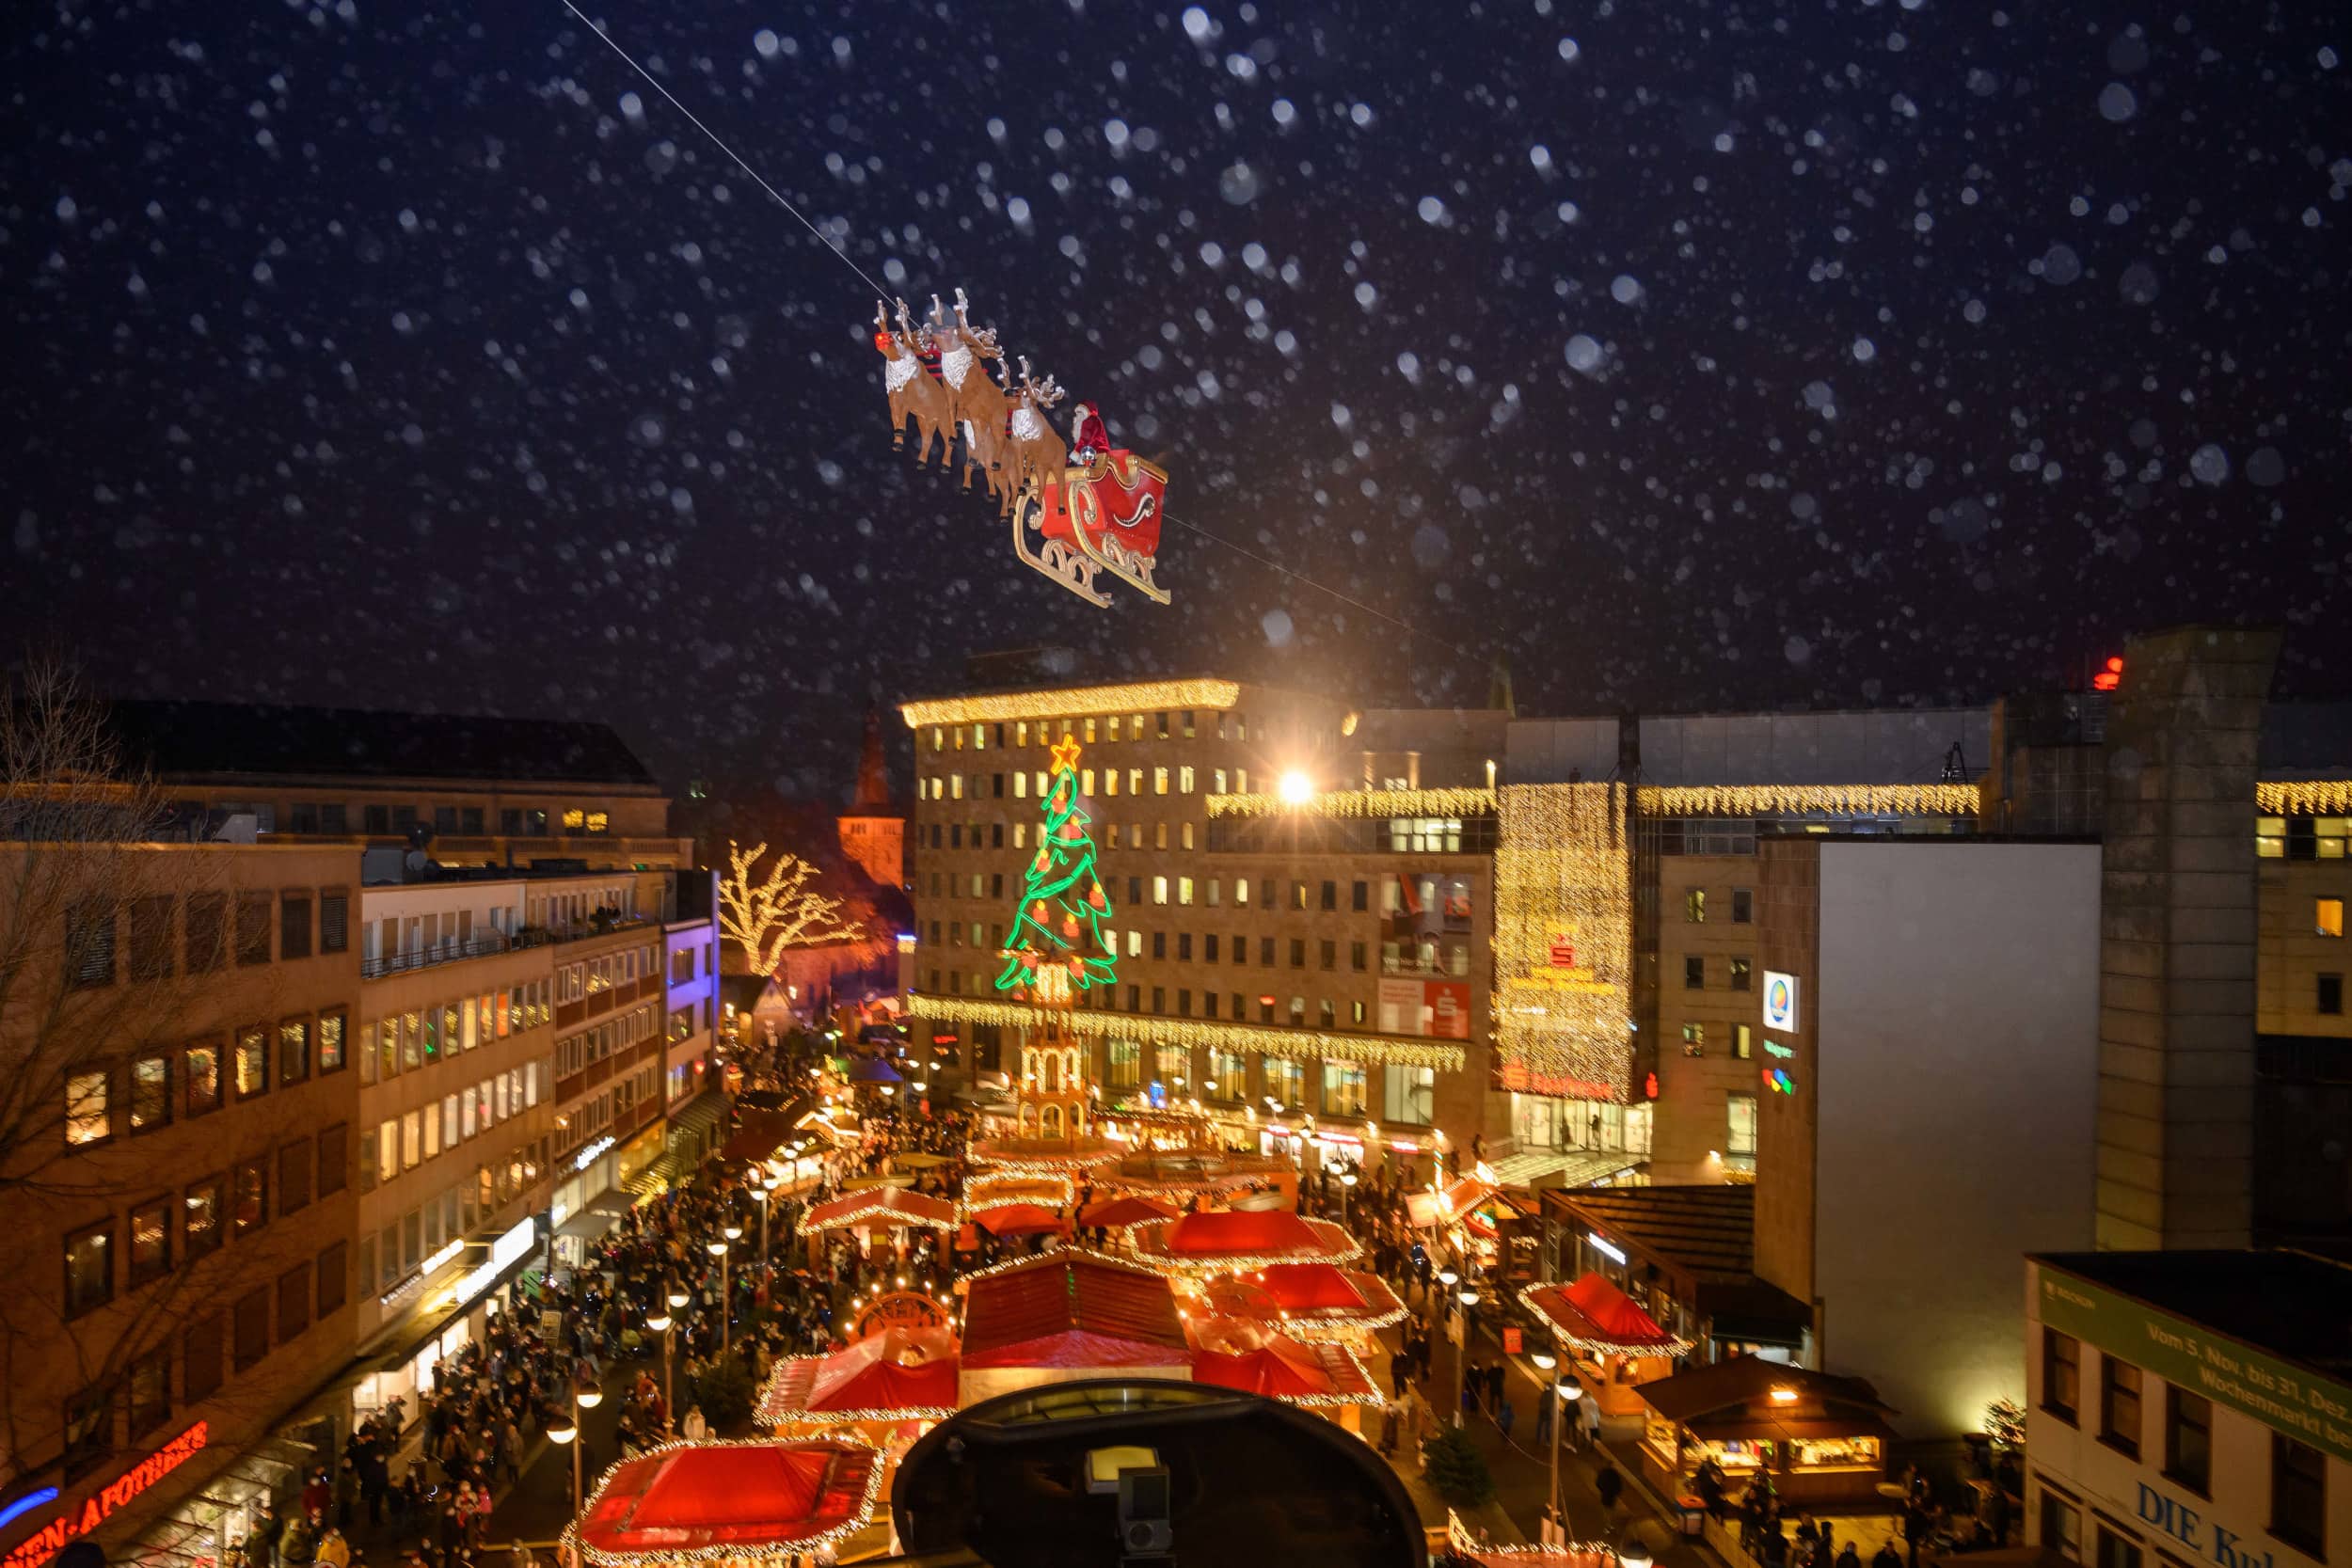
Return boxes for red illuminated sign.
[1547,935,1576,968]
[3,1422,208,1568]
[2092,656,2123,692]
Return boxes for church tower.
[835,705,904,887]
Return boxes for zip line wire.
[557,1,1482,667]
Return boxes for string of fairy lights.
[2256,780,2352,816]
[1492,783,1636,1099]
[905,993,1470,1072]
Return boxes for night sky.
[4,0,2346,800]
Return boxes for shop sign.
[1548,935,1576,968]
[2136,1481,2283,1568]
[1377,978,1424,1037]
[2038,1268,2352,1465]
[1762,972,1798,1032]
[851,1291,949,1339]
[2,1422,208,1568]
[1763,1039,1795,1059]
[572,1135,616,1172]
[442,1218,538,1314]
[1425,980,1471,1040]
[1587,1231,1628,1266]
[1502,1327,1524,1354]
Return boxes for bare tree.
[716,839,862,977]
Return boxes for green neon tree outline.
[994,741,1119,998]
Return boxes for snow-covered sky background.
[5,0,2346,799]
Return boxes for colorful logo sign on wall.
[1426,980,1471,1040]
[1762,971,1799,1032]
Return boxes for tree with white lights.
[717,840,863,976]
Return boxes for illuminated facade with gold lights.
[901,680,1510,1179]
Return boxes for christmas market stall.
[1633,1357,1898,1509]
[1193,1263,1410,1353]
[954,1249,1194,1406]
[558,1436,885,1568]
[1074,1193,1179,1233]
[800,1186,957,1270]
[1126,1209,1361,1279]
[1184,1316,1384,1435]
[1520,1274,1692,1418]
[757,1326,961,1476]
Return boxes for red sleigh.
[1009,449,1171,608]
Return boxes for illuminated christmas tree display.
[994,736,1117,1005]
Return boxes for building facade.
[898,677,1490,1180]
[2025,1251,2350,1568]
[0,842,363,1568]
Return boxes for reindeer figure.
[1003,356,1070,502]
[878,297,952,465]
[943,287,1014,508]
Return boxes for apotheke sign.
[2,1422,208,1568]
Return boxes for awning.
[560,1188,634,1239]
[665,1089,731,1153]
[379,1233,543,1370]
[1520,1274,1692,1355]
[1687,1411,1900,1446]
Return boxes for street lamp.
[1617,1530,1653,1568]
[646,1312,675,1432]
[553,1376,601,1516]
[707,1238,731,1354]
[1340,1167,1358,1232]
[750,1181,773,1305]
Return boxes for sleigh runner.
[872,289,1173,608]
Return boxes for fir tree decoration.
[994,736,1117,1001]
[1422,1423,1495,1507]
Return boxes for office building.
[2025,1250,2350,1568]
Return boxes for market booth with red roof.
[1521,1273,1693,1417]
[954,1248,1195,1407]
[1192,1262,1408,1358]
[1184,1315,1383,1435]
[1126,1208,1361,1277]
[559,1436,885,1568]
[757,1327,961,1434]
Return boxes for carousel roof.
[562,1438,883,1564]
[758,1328,961,1424]
[960,1250,1191,1370]
[803,1186,958,1232]
[1186,1331,1383,1407]
[1200,1263,1409,1332]
[1129,1210,1362,1274]
[1520,1273,1692,1355]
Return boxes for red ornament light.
[2092,655,2123,692]
[1643,1071,1660,1101]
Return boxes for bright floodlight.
[547,1418,577,1445]
[1277,770,1314,804]
[575,1386,602,1410]
[645,1313,671,1334]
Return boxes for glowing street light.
[1277,770,1314,804]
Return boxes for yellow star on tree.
[1048,735,1084,774]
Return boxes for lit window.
[1104,769,1120,798]
[1179,878,1194,906]
[1154,767,1169,796]
[1685,889,1707,923]
[1152,877,1168,906]
[2319,898,2344,938]
[1179,766,1195,794]
[1082,768,1095,796]
[1682,1023,1707,1056]
[950,774,963,800]
[67,1071,111,1146]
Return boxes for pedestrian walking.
[1596,1464,1625,1528]
[1496,1392,1516,1442]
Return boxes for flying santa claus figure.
[1068,401,1109,465]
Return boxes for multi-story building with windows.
[2025,1250,2350,1568]
[1,700,716,1568]
[0,840,363,1568]
[104,701,694,872]
[898,677,1499,1181]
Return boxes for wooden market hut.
[1634,1357,1899,1509]
[955,1249,1195,1407]
[1126,1209,1361,1277]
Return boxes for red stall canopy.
[1077,1194,1180,1230]
[1200,1263,1410,1333]
[562,1438,882,1565]
[1129,1210,1361,1274]
[759,1328,961,1424]
[1189,1333,1383,1407]
[1520,1273,1693,1355]
[960,1250,1191,1370]
[803,1187,958,1233]
[973,1202,1067,1238]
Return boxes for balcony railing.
[361,935,513,978]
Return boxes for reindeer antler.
[928,293,947,329]
[1015,354,1033,389]
[874,299,890,331]
[953,285,972,325]
[1033,374,1067,408]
